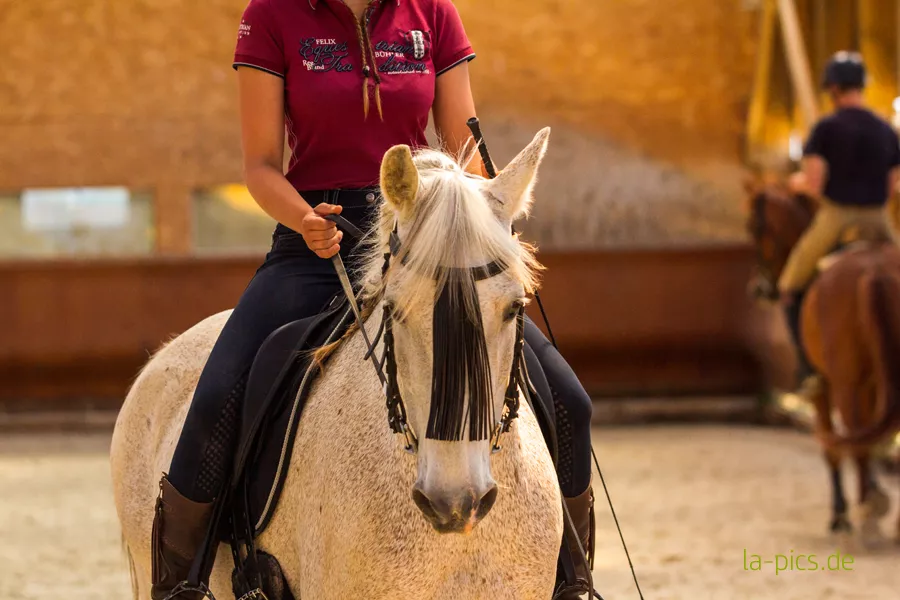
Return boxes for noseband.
[352,224,527,455]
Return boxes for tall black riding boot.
[783,290,813,386]
[151,474,215,600]
[554,485,595,600]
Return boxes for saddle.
[189,292,560,599]
[817,223,895,273]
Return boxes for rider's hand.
[787,171,808,196]
[300,203,343,259]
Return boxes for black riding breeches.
[167,190,594,502]
[523,320,593,497]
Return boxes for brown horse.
[746,181,900,543]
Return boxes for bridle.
[330,215,527,456]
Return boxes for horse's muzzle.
[411,484,499,533]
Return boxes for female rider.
[151,1,595,598]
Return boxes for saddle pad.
[227,294,559,540]
[817,241,872,273]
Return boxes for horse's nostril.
[476,484,498,520]
[412,487,440,523]
[412,485,497,532]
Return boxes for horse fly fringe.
[426,271,494,441]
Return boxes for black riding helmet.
[822,51,866,90]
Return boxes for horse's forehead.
[386,270,521,319]
[389,269,520,296]
[754,188,791,216]
[479,273,522,298]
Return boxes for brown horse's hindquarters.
[816,265,900,450]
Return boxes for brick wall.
[0,0,759,248]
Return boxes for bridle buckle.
[400,422,418,454]
[490,421,505,454]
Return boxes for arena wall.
[0,0,760,251]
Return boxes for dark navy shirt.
[803,107,900,207]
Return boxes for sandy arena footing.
[1,424,898,600]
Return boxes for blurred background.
[2,0,900,598]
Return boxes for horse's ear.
[486,127,550,221]
[380,145,419,221]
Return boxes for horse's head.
[362,128,550,533]
[744,176,816,300]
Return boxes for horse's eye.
[385,302,405,325]
[504,299,525,322]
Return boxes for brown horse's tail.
[826,272,900,449]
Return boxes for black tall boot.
[151,474,215,600]
[783,290,814,387]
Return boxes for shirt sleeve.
[233,0,285,78]
[432,0,476,76]
[803,121,829,159]
[889,130,900,168]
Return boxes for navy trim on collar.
[309,0,400,8]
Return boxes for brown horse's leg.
[894,478,900,546]
[825,455,850,533]
[855,451,890,545]
[854,452,873,505]
[811,382,851,533]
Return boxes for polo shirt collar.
[308,0,400,8]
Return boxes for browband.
[389,228,506,282]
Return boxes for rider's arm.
[801,155,828,199]
[431,0,484,176]
[233,0,340,258]
[887,132,900,201]
[237,67,314,232]
[238,68,341,257]
[888,167,900,201]
[800,121,829,200]
[433,62,484,176]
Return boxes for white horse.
[110,128,563,599]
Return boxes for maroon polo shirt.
[233,0,475,191]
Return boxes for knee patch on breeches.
[550,382,593,497]
[552,388,575,493]
[196,376,246,499]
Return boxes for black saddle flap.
[230,292,353,536]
